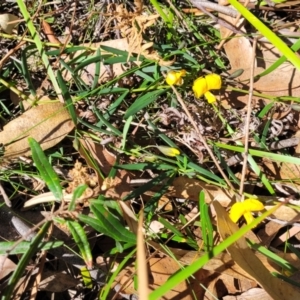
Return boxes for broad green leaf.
[0,241,63,255]
[79,202,136,244]
[67,220,93,268]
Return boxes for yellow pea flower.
[192,73,222,103]
[229,199,264,226]
[156,146,180,157]
[165,70,186,86]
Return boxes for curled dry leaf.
[0,14,19,34]
[41,20,61,44]
[0,102,74,158]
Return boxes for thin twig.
[190,0,238,18]
[239,38,257,196]
[190,1,253,42]
[0,181,11,207]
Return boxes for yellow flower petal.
[229,202,246,223]
[192,77,208,98]
[204,91,216,104]
[165,70,186,86]
[243,199,264,212]
[243,211,254,225]
[205,74,222,90]
[156,146,180,157]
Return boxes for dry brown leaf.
[77,136,134,200]
[118,200,138,235]
[218,14,254,71]
[115,256,206,299]
[214,201,300,300]
[0,13,19,34]
[263,159,300,181]
[63,39,130,84]
[39,271,78,292]
[219,11,300,106]
[63,34,174,85]
[168,176,235,207]
[41,20,61,44]
[205,272,256,299]
[78,137,116,176]
[265,204,300,222]
[103,169,132,199]
[257,221,283,248]
[0,102,74,158]
[223,288,272,300]
[167,177,300,222]
[0,255,16,280]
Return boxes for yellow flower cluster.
[165,70,222,104]
[192,74,222,104]
[156,146,180,157]
[165,70,187,86]
[229,199,264,225]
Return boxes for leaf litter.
[1,0,300,299]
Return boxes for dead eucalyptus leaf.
[39,271,78,292]
[168,176,235,207]
[0,14,19,34]
[213,201,300,300]
[115,256,205,299]
[0,255,16,280]
[0,102,74,158]
[219,11,300,106]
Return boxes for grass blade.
[28,138,63,201]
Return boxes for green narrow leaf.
[92,48,101,89]
[28,138,62,201]
[20,45,36,96]
[149,203,283,300]
[79,202,136,243]
[56,70,77,125]
[247,240,297,273]
[2,221,51,300]
[81,266,93,288]
[122,115,133,150]
[0,240,63,255]
[227,0,300,71]
[92,203,136,243]
[256,38,300,79]
[124,89,166,119]
[67,220,93,269]
[100,45,130,56]
[123,170,174,201]
[73,52,102,73]
[199,191,213,252]
[69,184,88,211]
[99,248,136,300]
